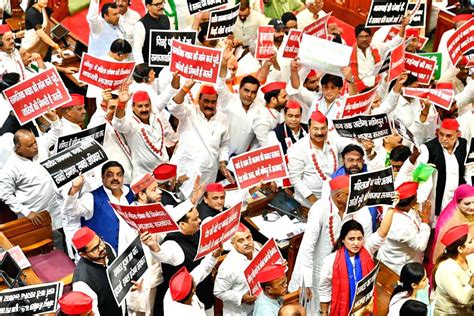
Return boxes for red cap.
[329,175,350,191]
[327,16,338,25]
[436,82,453,90]
[440,118,459,131]
[132,91,150,103]
[131,173,156,194]
[72,226,96,250]
[256,264,286,283]
[396,181,418,200]
[261,82,286,94]
[285,100,301,109]
[62,94,85,108]
[306,69,317,79]
[59,291,93,314]
[169,266,193,301]
[310,110,327,123]
[453,14,472,23]
[200,85,217,95]
[441,224,469,247]
[406,28,420,39]
[205,183,224,193]
[153,163,177,182]
[0,25,11,35]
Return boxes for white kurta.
[120,8,141,48]
[253,107,280,147]
[233,10,269,47]
[297,9,327,30]
[0,49,27,80]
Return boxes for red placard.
[385,26,427,50]
[231,144,288,190]
[282,29,302,59]
[402,87,429,99]
[255,26,275,60]
[303,13,331,39]
[170,39,222,84]
[388,41,405,82]
[244,238,285,296]
[402,87,454,110]
[3,67,71,125]
[404,52,436,85]
[343,86,378,118]
[195,202,242,260]
[447,18,474,66]
[110,202,180,234]
[79,53,135,90]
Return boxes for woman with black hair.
[399,300,428,316]
[387,262,428,316]
[433,224,474,315]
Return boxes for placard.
[2,67,71,125]
[466,138,474,165]
[244,238,285,296]
[110,202,180,234]
[404,52,436,85]
[392,118,418,147]
[107,236,148,306]
[302,13,331,38]
[195,202,241,260]
[40,138,108,188]
[255,26,275,60]
[57,123,106,153]
[342,86,378,118]
[0,282,63,314]
[170,39,222,84]
[282,29,302,59]
[298,34,353,77]
[419,52,442,80]
[349,262,381,314]
[207,4,240,40]
[402,87,454,110]
[148,30,196,67]
[383,26,428,51]
[79,53,135,90]
[346,167,395,214]
[187,0,228,15]
[446,18,474,66]
[407,0,425,28]
[230,144,288,190]
[365,0,409,28]
[332,113,392,140]
[388,41,405,82]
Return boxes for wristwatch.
[347,76,355,84]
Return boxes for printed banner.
[332,113,392,140]
[3,67,71,125]
[302,12,331,38]
[207,4,240,40]
[419,52,442,80]
[244,239,285,296]
[0,282,63,314]
[170,39,222,84]
[342,86,378,118]
[402,87,454,110]
[110,202,180,234]
[447,18,474,66]
[389,41,405,82]
[404,52,436,85]
[255,26,275,60]
[365,0,409,28]
[282,29,302,59]
[392,118,418,147]
[298,34,353,77]
[57,123,106,153]
[408,0,425,28]
[195,202,242,260]
[187,0,228,15]
[231,144,288,190]
[465,138,474,165]
[373,50,391,76]
[107,236,148,306]
[40,138,108,188]
[148,30,196,67]
[79,53,135,90]
[349,262,381,314]
[346,167,395,214]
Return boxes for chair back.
[375,262,399,316]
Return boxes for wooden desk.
[433,9,455,51]
[5,17,24,32]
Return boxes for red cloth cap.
[306,69,318,79]
[59,291,93,314]
[285,100,301,109]
[441,224,469,247]
[0,25,11,35]
[205,182,224,193]
[396,181,418,200]
[200,85,217,95]
[72,226,96,250]
[453,14,472,23]
[256,264,286,283]
[327,16,338,25]
[153,163,177,182]
[169,266,193,301]
[131,173,156,194]
[440,118,460,131]
[436,82,453,90]
[62,94,85,108]
[309,110,327,123]
[405,28,420,39]
[133,91,150,103]
[261,82,286,94]
[329,175,350,191]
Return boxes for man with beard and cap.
[153,163,184,206]
[253,264,288,316]
[253,81,288,147]
[233,0,269,48]
[115,0,140,47]
[197,183,226,221]
[297,0,327,30]
[269,19,286,50]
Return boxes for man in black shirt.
[197,183,226,221]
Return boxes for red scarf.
[350,45,381,92]
[330,246,375,316]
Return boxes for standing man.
[233,0,269,47]
[297,0,326,30]
[153,163,183,206]
[115,0,140,48]
[58,94,86,136]
[197,183,226,221]
[253,264,288,315]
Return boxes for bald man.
[278,303,306,316]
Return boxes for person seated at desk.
[18,47,78,78]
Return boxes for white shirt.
[233,11,269,47]
[253,107,281,147]
[120,8,141,48]
[60,117,82,136]
[387,291,411,316]
[437,28,457,74]
[297,9,327,30]
[0,49,27,80]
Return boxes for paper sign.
[244,239,285,296]
[302,13,331,38]
[79,53,135,90]
[342,86,378,118]
[419,52,442,80]
[392,118,418,148]
[0,282,63,314]
[408,0,425,28]
[186,0,228,15]
[231,144,288,190]
[366,0,409,28]
[195,202,241,260]
[2,67,71,125]
[404,52,436,85]
[402,87,454,110]
[384,26,427,51]
[110,202,180,234]
[255,26,275,60]
[447,18,474,66]
[207,4,240,40]
[346,167,395,214]
[298,34,353,77]
[332,113,392,140]
[349,262,381,314]
[57,123,106,153]
[282,29,302,59]
[148,30,197,67]
[389,41,405,82]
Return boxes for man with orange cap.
[58,291,94,316]
[253,264,288,316]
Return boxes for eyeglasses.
[87,238,105,254]
[149,1,165,7]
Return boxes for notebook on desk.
[268,191,305,223]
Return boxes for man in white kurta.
[59,94,86,136]
[296,0,327,30]
[116,0,141,48]
[0,29,27,80]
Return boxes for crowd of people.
[0,0,473,315]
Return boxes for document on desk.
[251,215,305,241]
